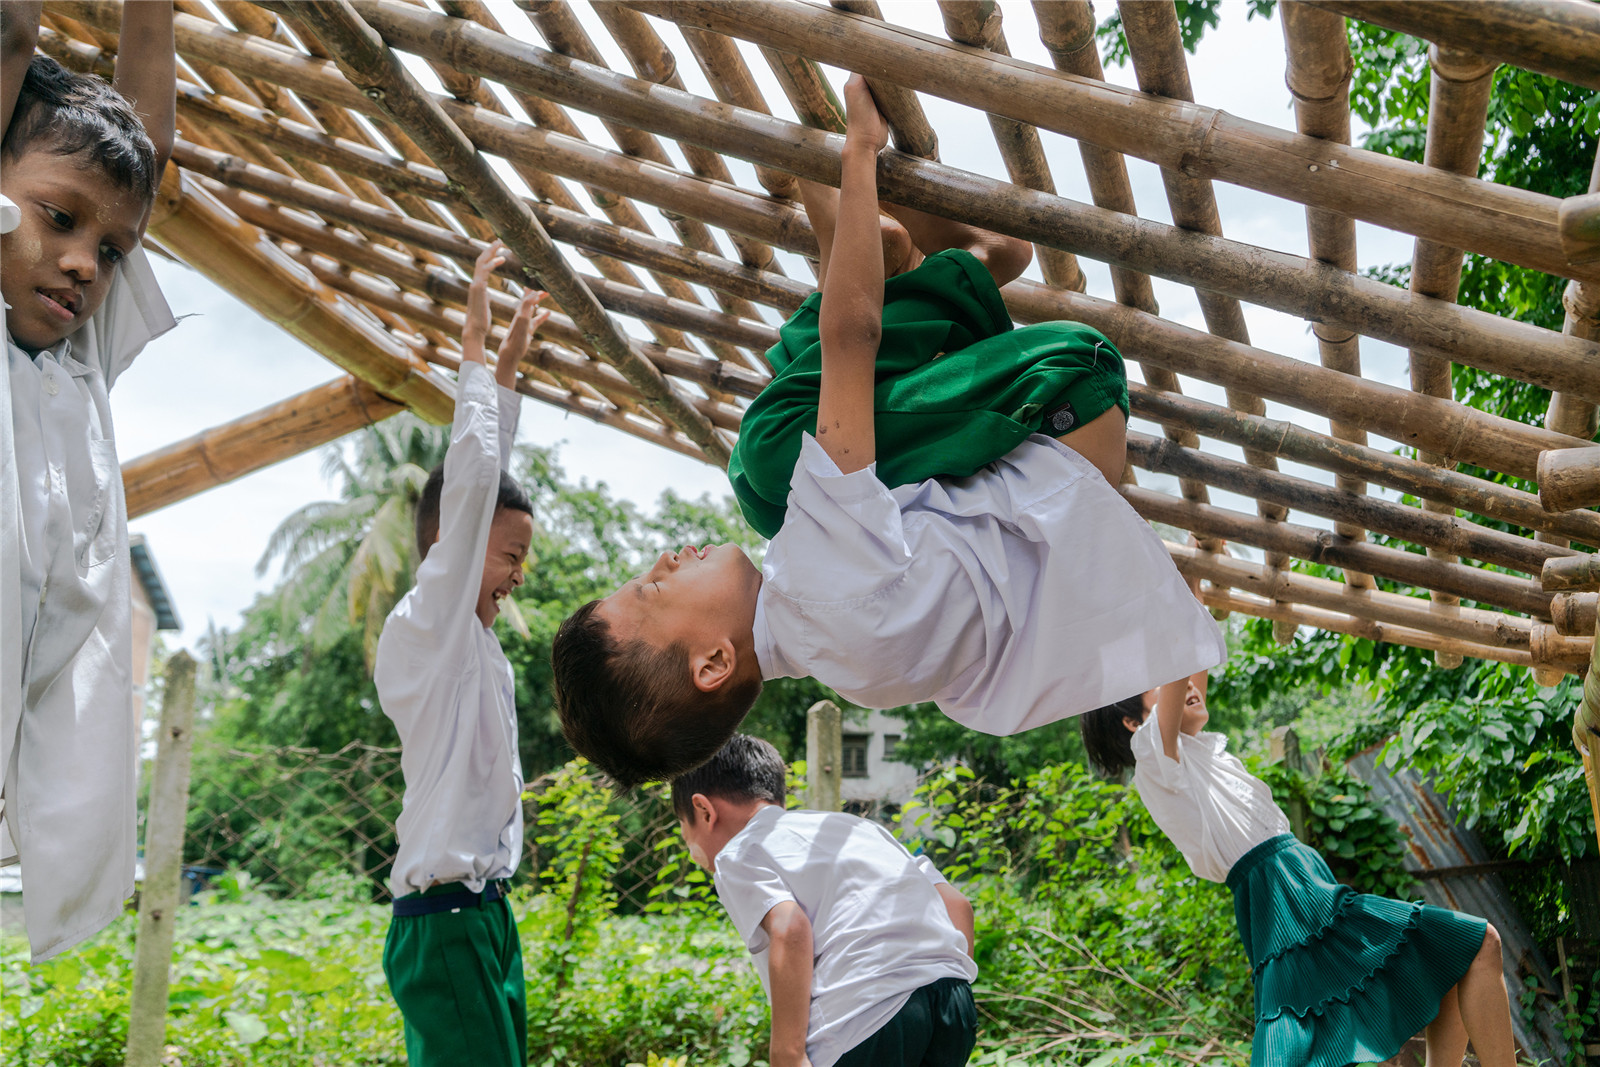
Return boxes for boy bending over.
[375,241,547,1066]
[676,735,978,1067]
[1,2,177,961]
[553,77,1224,788]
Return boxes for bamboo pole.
[827,0,939,159]
[936,0,1085,292]
[1116,0,1293,639]
[1165,542,1532,651]
[1128,384,1600,549]
[1541,557,1600,594]
[344,0,1600,405]
[1315,1,1600,93]
[672,23,796,198]
[1126,432,1577,578]
[1552,592,1598,638]
[1538,445,1600,513]
[146,4,1600,404]
[1534,552,1600,852]
[280,0,730,466]
[147,170,454,423]
[1406,41,1497,667]
[1124,487,1554,620]
[1279,1,1373,590]
[626,0,1594,285]
[1561,191,1600,268]
[124,377,405,519]
[124,652,198,1067]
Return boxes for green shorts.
[729,248,1128,538]
[832,976,978,1067]
[382,883,527,1067]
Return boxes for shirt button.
[42,375,59,396]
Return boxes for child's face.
[475,506,535,627]
[1,150,146,353]
[596,544,762,659]
[677,815,715,873]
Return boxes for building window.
[841,733,870,777]
[882,734,902,761]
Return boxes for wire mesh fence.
[176,741,687,909]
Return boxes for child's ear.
[690,640,737,693]
[692,793,716,828]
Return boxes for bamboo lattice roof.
[36,0,1600,675]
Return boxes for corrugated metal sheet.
[1348,746,1571,1065]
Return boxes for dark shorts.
[832,976,978,1067]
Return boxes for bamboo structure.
[44,0,1597,679]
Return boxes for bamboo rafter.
[39,0,1598,676]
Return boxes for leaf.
[224,1010,270,1044]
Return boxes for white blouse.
[755,433,1226,735]
[1,194,178,961]
[375,361,526,896]
[1131,710,1290,883]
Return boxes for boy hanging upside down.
[553,76,1225,789]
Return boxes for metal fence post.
[805,700,842,812]
[125,651,198,1067]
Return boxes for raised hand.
[462,240,508,366]
[495,286,550,389]
[842,73,888,153]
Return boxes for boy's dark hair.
[1079,694,1146,779]
[1,56,158,204]
[414,462,534,560]
[553,600,763,790]
[669,734,786,822]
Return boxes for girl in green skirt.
[1080,580,1516,1066]
[729,169,1130,539]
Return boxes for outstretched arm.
[112,0,174,203]
[815,75,888,475]
[1,2,40,137]
[763,901,815,1067]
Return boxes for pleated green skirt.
[1227,834,1487,1067]
[729,248,1128,539]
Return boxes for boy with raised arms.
[675,734,978,1067]
[375,241,547,1065]
[552,76,1224,789]
[1,1,177,961]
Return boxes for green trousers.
[729,248,1129,538]
[833,977,978,1067]
[382,885,527,1067]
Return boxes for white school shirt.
[713,805,976,1067]
[754,433,1226,734]
[375,360,525,897]
[1130,710,1291,883]
[0,194,178,961]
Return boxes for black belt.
[392,879,509,917]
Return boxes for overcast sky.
[118,0,1425,651]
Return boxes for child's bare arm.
[935,882,976,958]
[111,1,174,181]
[762,901,815,1067]
[493,286,548,391]
[815,75,888,475]
[1,2,40,136]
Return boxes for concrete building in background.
[839,709,920,816]
[129,534,182,725]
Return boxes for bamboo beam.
[826,0,939,159]
[1316,1,1600,94]
[672,24,796,198]
[1562,191,1600,268]
[151,4,1600,404]
[627,0,1594,285]
[1002,280,1587,483]
[1126,431,1578,578]
[344,0,1600,406]
[124,377,405,518]
[280,0,730,466]
[1128,383,1600,549]
[1552,592,1598,637]
[1164,542,1532,652]
[1533,546,1600,851]
[1124,487,1554,620]
[1542,556,1600,594]
[1116,0,1293,637]
[1280,1,1373,589]
[1538,445,1600,513]
[147,170,454,423]
[935,0,1085,292]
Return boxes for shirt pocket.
[77,438,119,569]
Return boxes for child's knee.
[881,216,916,277]
[1478,922,1503,964]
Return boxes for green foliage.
[531,758,625,990]
[1258,763,1416,899]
